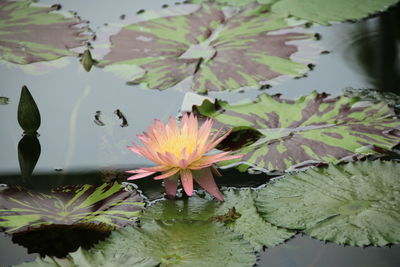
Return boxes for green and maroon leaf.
[0,183,144,233]
[195,91,400,172]
[96,3,317,93]
[0,0,91,65]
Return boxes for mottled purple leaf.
[95,3,318,93]
[0,0,90,65]
[195,91,400,172]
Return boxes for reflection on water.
[12,226,110,258]
[260,235,400,267]
[344,3,400,94]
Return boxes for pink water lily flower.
[126,113,241,201]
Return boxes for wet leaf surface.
[195,91,400,172]
[270,0,399,25]
[142,189,295,250]
[96,3,315,93]
[256,160,400,246]
[0,183,144,233]
[0,0,90,65]
[67,220,256,267]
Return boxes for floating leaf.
[97,3,316,93]
[17,86,41,134]
[256,161,400,246]
[143,189,294,250]
[0,96,10,105]
[18,134,41,178]
[69,220,256,267]
[0,0,90,65]
[0,183,144,233]
[190,0,279,6]
[270,0,399,25]
[195,92,400,172]
[17,256,71,267]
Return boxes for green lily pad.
[270,0,399,25]
[66,220,256,267]
[256,160,400,246]
[96,3,316,93]
[0,0,90,65]
[195,91,400,172]
[0,183,144,233]
[191,0,398,25]
[142,189,294,250]
[16,256,71,267]
[190,0,279,7]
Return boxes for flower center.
[160,135,198,158]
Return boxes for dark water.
[0,0,399,266]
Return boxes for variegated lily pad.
[0,183,144,233]
[270,0,399,25]
[195,91,400,172]
[142,189,294,250]
[0,0,90,65]
[191,0,398,25]
[256,161,400,246]
[96,3,317,93]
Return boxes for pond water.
[0,0,399,266]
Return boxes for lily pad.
[191,0,399,25]
[270,0,399,25]
[67,220,256,267]
[0,183,144,233]
[96,3,316,93]
[190,0,279,7]
[195,91,400,172]
[0,0,90,65]
[142,189,294,250]
[256,160,400,246]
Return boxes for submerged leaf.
[0,0,90,65]
[69,220,256,267]
[195,91,400,172]
[96,3,317,93]
[142,189,294,250]
[270,0,399,25]
[0,183,144,233]
[256,160,400,246]
[17,86,41,134]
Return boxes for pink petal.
[127,171,155,180]
[211,165,222,176]
[179,158,189,169]
[166,116,179,137]
[180,169,193,196]
[206,129,232,151]
[153,168,180,180]
[164,176,179,198]
[193,167,224,201]
[141,165,171,172]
